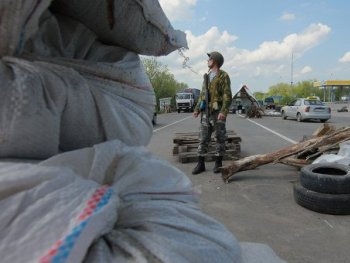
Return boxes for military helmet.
[207,51,224,67]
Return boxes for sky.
[155,0,350,93]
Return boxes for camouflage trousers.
[197,111,227,157]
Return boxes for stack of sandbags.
[0,0,187,159]
[50,0,187,55]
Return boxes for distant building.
[313,80,350,102]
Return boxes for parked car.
[281,98,331,122]
[337,106,348,112]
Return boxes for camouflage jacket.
[195,69,232,116]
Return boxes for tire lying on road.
[300,163,350,194]
[293,182,350,215]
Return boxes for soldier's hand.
[193,111,199,118]
[218,112,226,121]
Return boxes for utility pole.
[290,52,294,87]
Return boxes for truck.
[264,97,275,110]
[183,88,200,103]
[175,88,200,113]
[175,92,195,113]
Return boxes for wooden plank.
[173,135,241,145]
[173,130,242,163]
[178,149,241,163]
[173,130,239,143]
[173,143,240,155]
[173,142,241,155]
[173,131,239,138]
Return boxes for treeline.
[254,81,348,104]
[143,58,348,110]
[142,57,188,111]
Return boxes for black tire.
[281,111,287,120]
[152,113,157,125]
[296,113,302,122]
[300,163,350,194]
[293,182,350,215]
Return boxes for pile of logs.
[245,104,263,118]
[221,124,350,183]
[173,130,241,163]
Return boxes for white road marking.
[245,117,298,144]
[154,114,297,145]
[324,219,334,229]
[153,116,192,132]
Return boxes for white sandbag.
[0,0,187,57]
[0,0,185,158]
[0,140,242,263]
[338,140,350,158]
[0,11,156,159]
[0,0,52,57]
[50,0,188,55]
[0,53,155,158]
[240,243,287,263]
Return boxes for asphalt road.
[148,104,350,263]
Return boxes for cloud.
[239,23,330,64]
[157,21,331,91]
[339,52,350,63]
[158,26,239,86]
[300,66,312,74]
[159,0,197,21]
[280,12,296,21]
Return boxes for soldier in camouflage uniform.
[192,51,232,174]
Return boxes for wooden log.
[221,125,350,183]
[277,157,310,168]
[311,123,336,137]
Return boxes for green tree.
[253,92,265,100]
[264,80,328,105]
[142,57,186,111]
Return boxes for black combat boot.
[213,156,223,173]
[192,156,205,174]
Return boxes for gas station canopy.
[313,80,350,87]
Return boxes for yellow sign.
[313,81,322,87]
[314,80,350,87]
